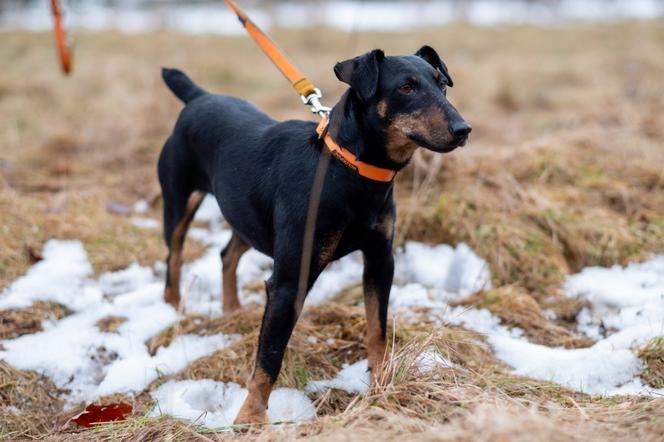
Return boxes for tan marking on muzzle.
[385,105,451,163]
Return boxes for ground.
[1,21,663,441]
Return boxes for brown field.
[1,20,664,441]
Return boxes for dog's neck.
[327,90,410,172]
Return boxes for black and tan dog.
[158,46,471,424]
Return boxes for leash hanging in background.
[50,0,73,74]
[223,0,330,117]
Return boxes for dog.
[158,45,471,424]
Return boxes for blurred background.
[2,0,664,31]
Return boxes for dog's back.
[158,68,321,258]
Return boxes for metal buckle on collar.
[301,88,331,117]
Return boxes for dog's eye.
[399,84,414,94]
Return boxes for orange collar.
[316,118,396,183]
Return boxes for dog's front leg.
[362,233,394,379]
[234,272,310,425]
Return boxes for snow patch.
[487,256,664,395]
[415,349,455,373]
[131,217,160,229]
[565,257,664,309]
[151,380,315,428]
[306,359,370,394]
[396,242,491,295]
[0,240,95,311]
[0,243,238,405]
[132,199,149,214]
[387,253,664,395]
[194,194,223,222]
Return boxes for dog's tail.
[161,68,206,104]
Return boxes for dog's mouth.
[407,133,467,153]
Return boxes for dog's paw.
[163,287,180,309]
[234,400,268,427]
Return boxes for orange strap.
[316,118,396,183]
[50,0,72,74]
[224,0,316,97]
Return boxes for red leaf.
[71,403,133,428]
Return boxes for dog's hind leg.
[220,231,250,313]
[162,190,205,308]
[159,136,206,308]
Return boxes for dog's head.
[334,46,471,165]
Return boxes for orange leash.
[223,0,329,116]
[50,0,72,75]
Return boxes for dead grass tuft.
[0,301,71,340]
[638,337,664,389]
[174,304,371,389]
[95,315,128,333]
[457,287,593,348]
[0,362,67,439]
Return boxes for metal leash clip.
[301,88,332,117]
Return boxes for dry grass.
[1,20,663,441]
[639,337,664,389]
[457,286,593,348]
[0,362,67,438]
[95,315,128,333]
[0,301,71,340]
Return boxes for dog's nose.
[450,121,472,138]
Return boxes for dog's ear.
[334,49,385,103]
[415,45,453,87]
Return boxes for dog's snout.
[450,121,472,138]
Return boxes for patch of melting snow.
[306,360,370,395]
[483,257,664,396]
[151,380,315,427]
[131,217,160,229]
[415,349,455,373]
[132,199,149,214]
[0,240,239,405]
[385,247,664,395]
[0,240,94,311]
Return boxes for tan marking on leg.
[234,367,273,425]
[378,212,395,240]
[164,191,205,308]
[318,230,343,267]
[222,233,250,313]
[364,287,387,377]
